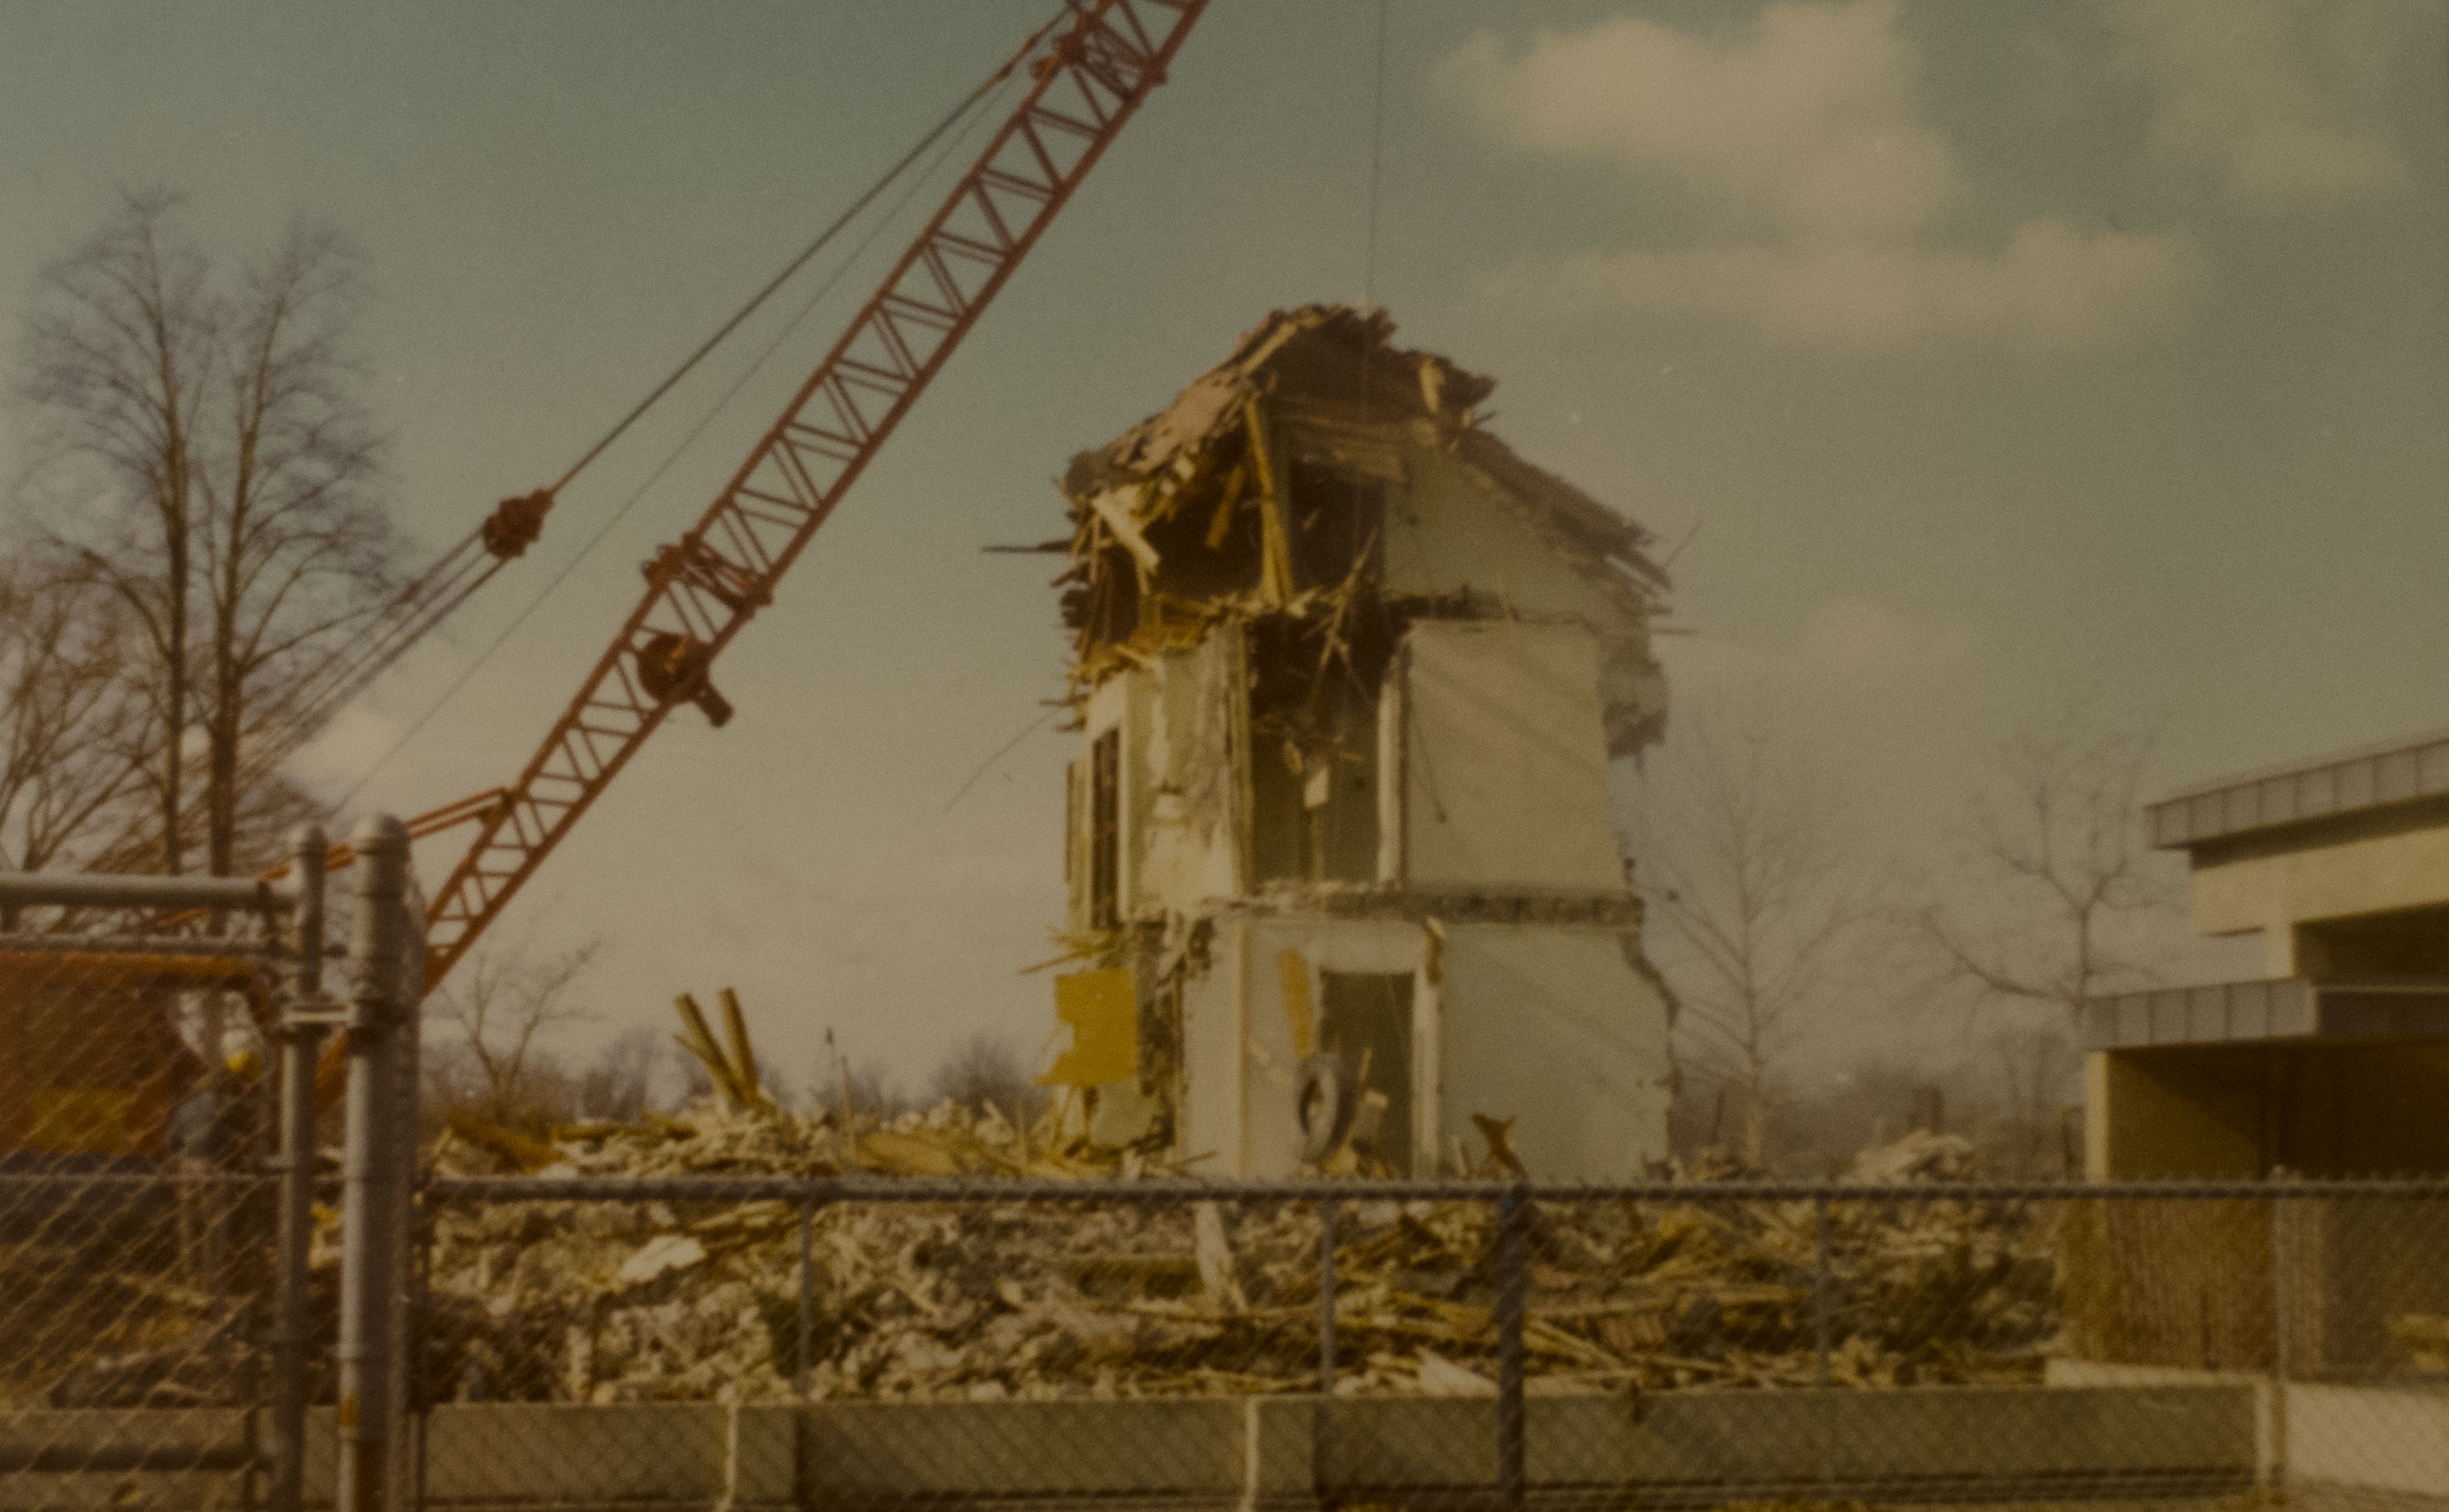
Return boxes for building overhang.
[2084,976,2449,1051]
[2147,726,2449,853]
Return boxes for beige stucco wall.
[2192,822,2449,966]
[1382,446,1623,625]
[1438,923,1672,1180]
[1398,621,1626,896]
[1177,914,1669,1179]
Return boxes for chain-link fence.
[0,905,296,1510]
[7,844,2447,1512]
[0,826,427,1512]
[404,1175,2449,1512]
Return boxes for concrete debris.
[1054,303,1667,751]
[615,1234,707,1289]
[1844,1129,1975,1184]
[1412,1350,1497,1396]
[415,1113,2057,1404]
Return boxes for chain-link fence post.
[267,824,327,1512]
[408,1198,435,1512]
[387,880,427,1512]
[1318,1198,1338,1395]
[338,815,410,1512]
[1496,1186,1528,1512]
[797,1198,816,1398]
[1813,1194,1833,1387]
[2269,1176,2292,1499]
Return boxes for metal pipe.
[0,871,289,912]
[267,826,325,1512]
[1496,1188,1527,1512]
[1813,1194,1833,1387]
[2268,1181,2291,1495]
[420,1172,2449,1205]
[0,931,298,957]
[797,1201,815,1398]
[386,881,429,1512]
[336,816,409,1512]
[0,1171,271,1192]
[1318,1200,1337,1395]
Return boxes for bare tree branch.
[1634,705,1868,1167]
[427,939,604,1130]
[16,194,404,876]
[1924,721,2176,1021]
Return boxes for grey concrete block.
[420,1402,727,1505]
[2289,1383,2449,1498]
[1241,1397,1318,1511]
[1629,1384,2256,1490]
[1318,1397,1496,1489]
[802,1398,1245,1499]
[727,1404,798,1509]
[0,1408,256,1512]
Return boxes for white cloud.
[1503,219,2204,352]
[286,702,404,792]
[1797,598,1971,681]
[2110,0,2411,208]
[1442,0,1954,243]
[1445,1,2205,350]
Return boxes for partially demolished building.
[1050,306,1674,1180]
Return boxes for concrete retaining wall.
[2049,1358,2449,1505]
[0,1383,2260,1511]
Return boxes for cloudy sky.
[3,2,2441,1095]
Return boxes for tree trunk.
[207,626,239,877]
[160,490,189,876]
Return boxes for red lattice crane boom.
[403,0,1204,987]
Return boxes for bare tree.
[1983,1023,2081,1178]
[0,555,147,873]
[1636,709,1863,1168]
[14,192,211,872]
[15,191,399,876]
[574,1026,662,1123]
[425,940,602,1131]
[1922,723,2174,1022]
[929,1029,1045,1118]
[196,221,390,875]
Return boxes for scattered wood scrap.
[417,1118,2058,1405]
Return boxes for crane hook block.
[636,631,735,728]
[482,490,554,560]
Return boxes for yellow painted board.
[28,1088,138,1155]
[1280,948,1315,1059]
[1040,968,1138,1087]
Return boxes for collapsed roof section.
[1054,304,1670,758]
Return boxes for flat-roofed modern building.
[2085,727,2449,1180]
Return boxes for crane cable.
[542,0,1075,498]
[1364,0,1389,311]
[326,43,1035,816]
[289,3,1079,764]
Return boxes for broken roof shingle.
[1066,304,1667,592]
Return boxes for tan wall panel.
[2193,824,2449,936]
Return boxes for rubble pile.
[421,1110,2058,1405]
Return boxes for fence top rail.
[422,1173,2449,1205]
[0,931,292,960]
[0,871,292,915]
[0,1170,279,1189]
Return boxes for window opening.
[1089,728,1121,929]
[1320,970,1414,1175]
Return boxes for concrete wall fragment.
[1400,621,1624,895]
